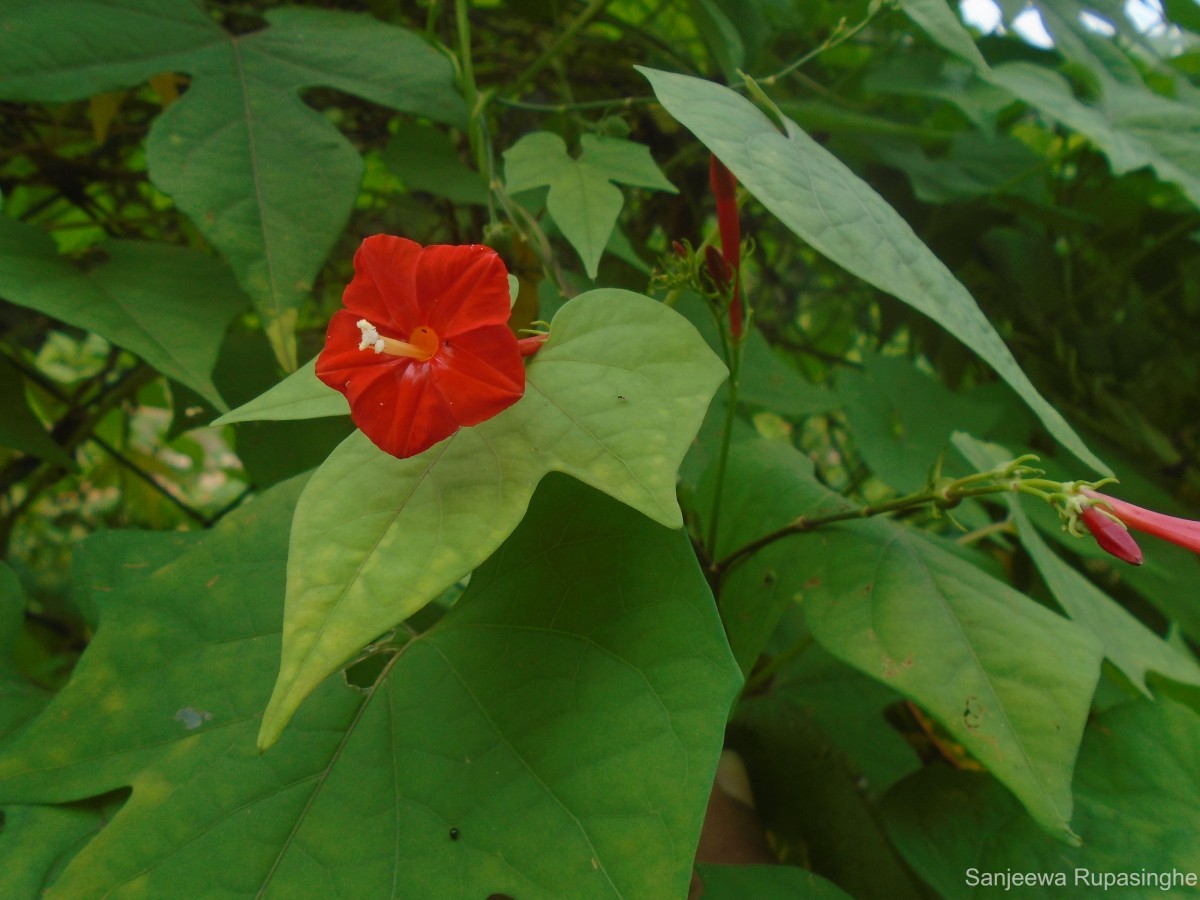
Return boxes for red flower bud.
[1080,506,1144,565]
[709,154,743,339]
[1083,490,1200,556]
[671,240,687,258]
[517,334,548,357]
[704,244,731,288]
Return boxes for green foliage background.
[1,0,1198,897]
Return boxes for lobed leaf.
[504,133,676,278]
[954,433,1200,696]
[0,0,218,100]
[991,62,1200,211]
[258,289,726,748]
[0,801,118,897]
[0,2,467,370]
[1016,507,1200,694]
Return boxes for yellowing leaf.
[88,90,124,145]
[147,71,181,107]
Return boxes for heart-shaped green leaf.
[0,475,740,899]
[259,289,726,748]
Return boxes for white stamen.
[356,318,382,353]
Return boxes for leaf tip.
[257,673,307,752]
[256,702,289,752]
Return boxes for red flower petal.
[349,360,462,459]
[342,235,424,331]
[425,325,524,427]
[1080,506,1144,566]
[414,244,514,338]
[316,236,527,458]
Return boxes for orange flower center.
[357,319,439,362]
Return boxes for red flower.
[316,235,525,459]
[1083,489,1200,557]
[1079,506,1143,566]
[709,154,743,339]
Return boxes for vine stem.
[454,0,495,221]
[495,95,651,113]
[705,322,742,561]
[754,1,890,86]
[712,481,1019,576]
[455,0,477,109]
[506,0,610,98]
[742,632,814,695]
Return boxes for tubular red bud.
[708,156,739,270]
[1080,506,1144,565]
[1082,489,1200,556]
[709,154,743,339]
[671,240,687,258]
